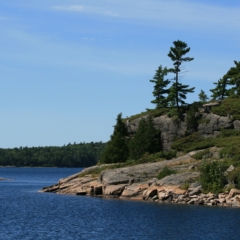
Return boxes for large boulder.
[228,189,240,198]
[121,182,149,198]
[103,184,127,196]
[231,195,240,207]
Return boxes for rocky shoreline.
[40,152,240,208]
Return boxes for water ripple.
[1,168,240,240]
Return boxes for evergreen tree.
[100,113,129,163]
[129,116,161,160]
[167,40,195,111]
[167,84,177,107]
[186,102,201,132]
[198,90,209,103]
[226,61,240,96]
[210,76,230,100]
[150,65,170,108]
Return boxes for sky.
[0,0,240,148]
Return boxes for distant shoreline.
[0,166,82,168]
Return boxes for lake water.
[1,168,240,240]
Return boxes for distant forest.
[0,142,105,167]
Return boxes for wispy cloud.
[52,5,84,12]
[51,0,240,31]
[52,5,119,17]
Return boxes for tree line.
[0,142,105,167]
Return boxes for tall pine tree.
[167,40,195,111]
[150,65,170,108]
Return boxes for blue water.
[1,168,240,240]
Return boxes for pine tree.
[211,61,240,99]
[150,65,170,108]
[100,113,129,163]
[186,102,201,132]
[167,40,195,111]
[198,90,209,103]
[226,61,240,96]
[210,76,230,100]
[129,116,161,160]
[167,84,177,107]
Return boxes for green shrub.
[219,146,240,158]
[127,150,177,165]
[127,107,170,122]
[232,154,240,162]
[171,133,215,152]
[220,129,240,137]
[212,95,240,120]
[157,166,176,180]
[192,149,210,160]
[227,167,240,189]
[181,182,190,190]
[199,160,227,193]
[162,150,177,160]
[167,108,179,118]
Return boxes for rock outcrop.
[127,113,236,150]
[40,152,240,208]
[100,154,193,185]
[156,172,200,187]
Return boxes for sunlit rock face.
[127,113,234,151]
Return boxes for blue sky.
[0,0,240,148]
